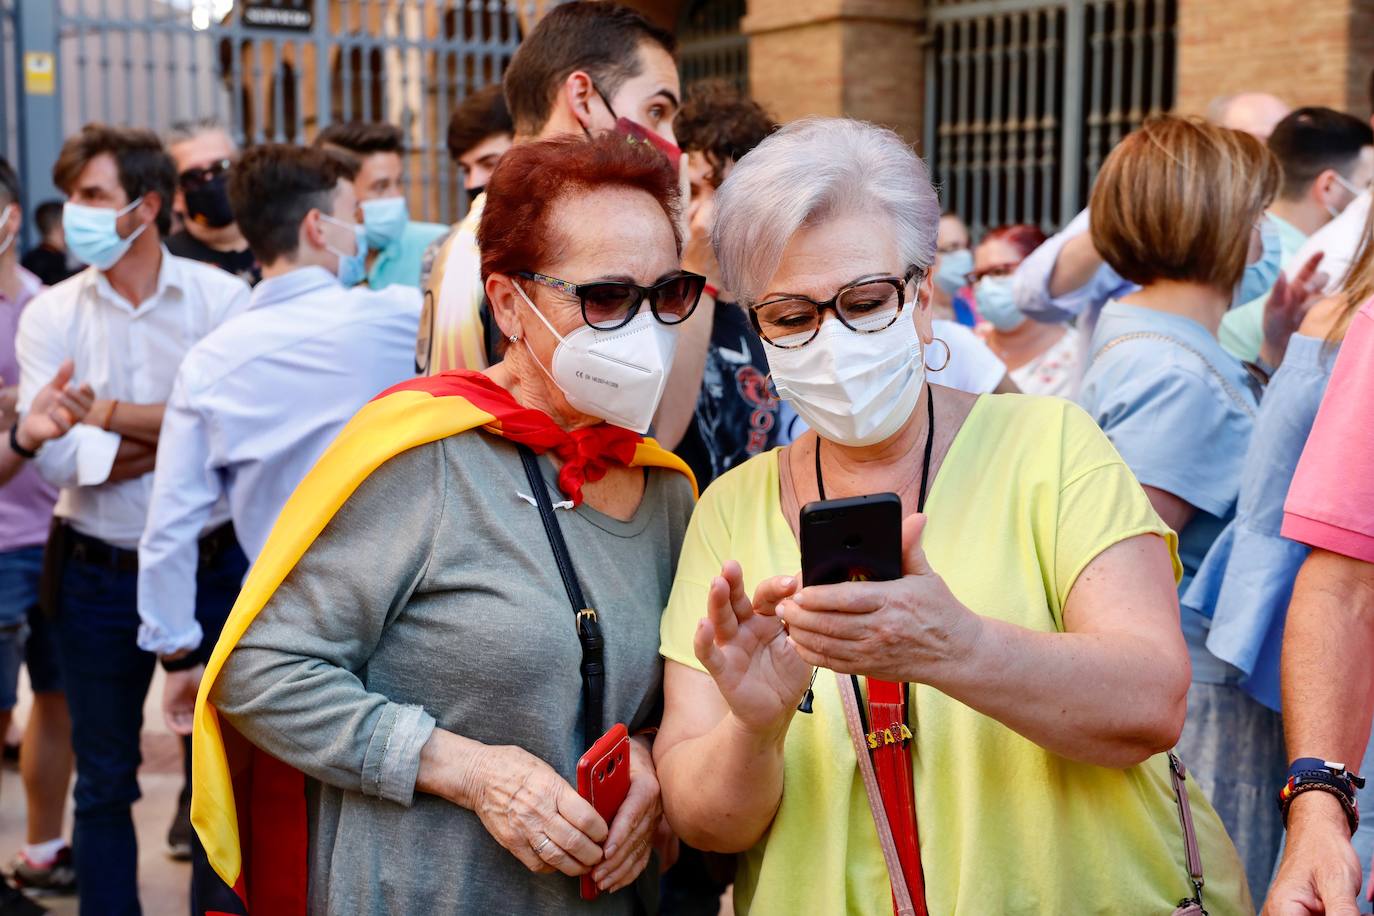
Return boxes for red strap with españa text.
[867,678,927,916]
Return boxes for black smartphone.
[799,493,903,587]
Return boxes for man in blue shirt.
[138,143,420,746]
[314,121,448,290]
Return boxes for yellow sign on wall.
[23,53,54,96]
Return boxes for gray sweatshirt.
[212,430,695,915]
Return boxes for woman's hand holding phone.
[589,735,662,894]
[780,513,982,685]
[693,561,810,738]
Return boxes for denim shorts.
[0,545,44,709]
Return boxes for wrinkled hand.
[590,736,661,894]
[18,360,96,451]
[1262,794,1362,915]
[779,514,981,683]
[693,561,810,735]
[162,664,203,736]
[472,744,608,877]
[1262,252,1328,368]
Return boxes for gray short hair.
[711,117,940,304]
[163,117,237,150]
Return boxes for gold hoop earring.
[924,336,951,372]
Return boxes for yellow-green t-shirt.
[660,394,1251,916]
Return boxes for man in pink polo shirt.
[1265,288,1374,915]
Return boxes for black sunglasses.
[178,159,232,191]
[517,270,706,330]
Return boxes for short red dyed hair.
[978,223,1048,261]
[478,134,682,281]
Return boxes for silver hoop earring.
[924,336,951,372]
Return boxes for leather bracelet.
[160,652,202,673]
[8,424,36,459]
[1279,761,1363,835]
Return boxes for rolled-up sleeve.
[1012,208,1134,324]
[211,441,445,806]
[16,294,120,488]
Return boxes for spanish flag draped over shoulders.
[190,370,696,915]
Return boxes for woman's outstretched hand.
[693,561,810,736]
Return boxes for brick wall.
[1177,0,1374,116]
[745,0,923,144]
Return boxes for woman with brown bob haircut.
[1079,113,1320,900]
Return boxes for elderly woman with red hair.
[969,223,1083,397]
[202,134,702,914]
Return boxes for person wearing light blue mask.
[1077,115,1327,903]
[18,123,253,915]
[315,121,448,291]
[1218,106,1374,362]
[971,223,1082,397]
[931,212,977,326]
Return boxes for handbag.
[517,444,605,745]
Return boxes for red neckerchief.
[376,370,643,507]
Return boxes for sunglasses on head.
[178,159,232,191]
[517,270,706,330]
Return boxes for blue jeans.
[57,530,246,916]
[0,545,44,709]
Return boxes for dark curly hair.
[674,80,777,187]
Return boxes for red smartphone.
[576,722,631,901]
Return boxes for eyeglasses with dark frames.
[516,270,706,331]
[749,267,923,349]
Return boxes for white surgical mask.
[63,198,148,270]
[514,281,678,434]
[321,213,368,287]
[1327,173,1365,219]
[766,312,925,447]
[934,248,973,296]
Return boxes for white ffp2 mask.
[767,313,925,447]
[515,282,679,434]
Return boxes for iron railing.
[923,0,1176,236]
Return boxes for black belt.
[65,521,239,574]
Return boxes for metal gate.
[678,0,748,91]
[923,0,1177,236]
[3,0,524,247]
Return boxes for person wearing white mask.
[971,223,1082,397]
[314,121,448,291]
[1077,115,1327,902]
[654,117,1251,915]
[138,143,417,750]
[929,211,976,325]
[200,134,699,914]
[15,124,250,914]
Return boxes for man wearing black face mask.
[164,119,260,286]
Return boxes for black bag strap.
[517,445,605,746]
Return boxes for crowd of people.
[0,2,1368,914]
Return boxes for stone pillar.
[1177,0,1374,118]
[744,0,925,146]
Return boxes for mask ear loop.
[923,337,951,372]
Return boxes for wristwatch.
[160,651,202,673]
[1278,757,1365,835]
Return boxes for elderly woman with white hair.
[653,118,1252,915]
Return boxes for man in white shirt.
[15,124,250,915]
[139,143,419,749]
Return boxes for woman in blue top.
[1077,115,1317,902]
[1186,203,1374,901]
